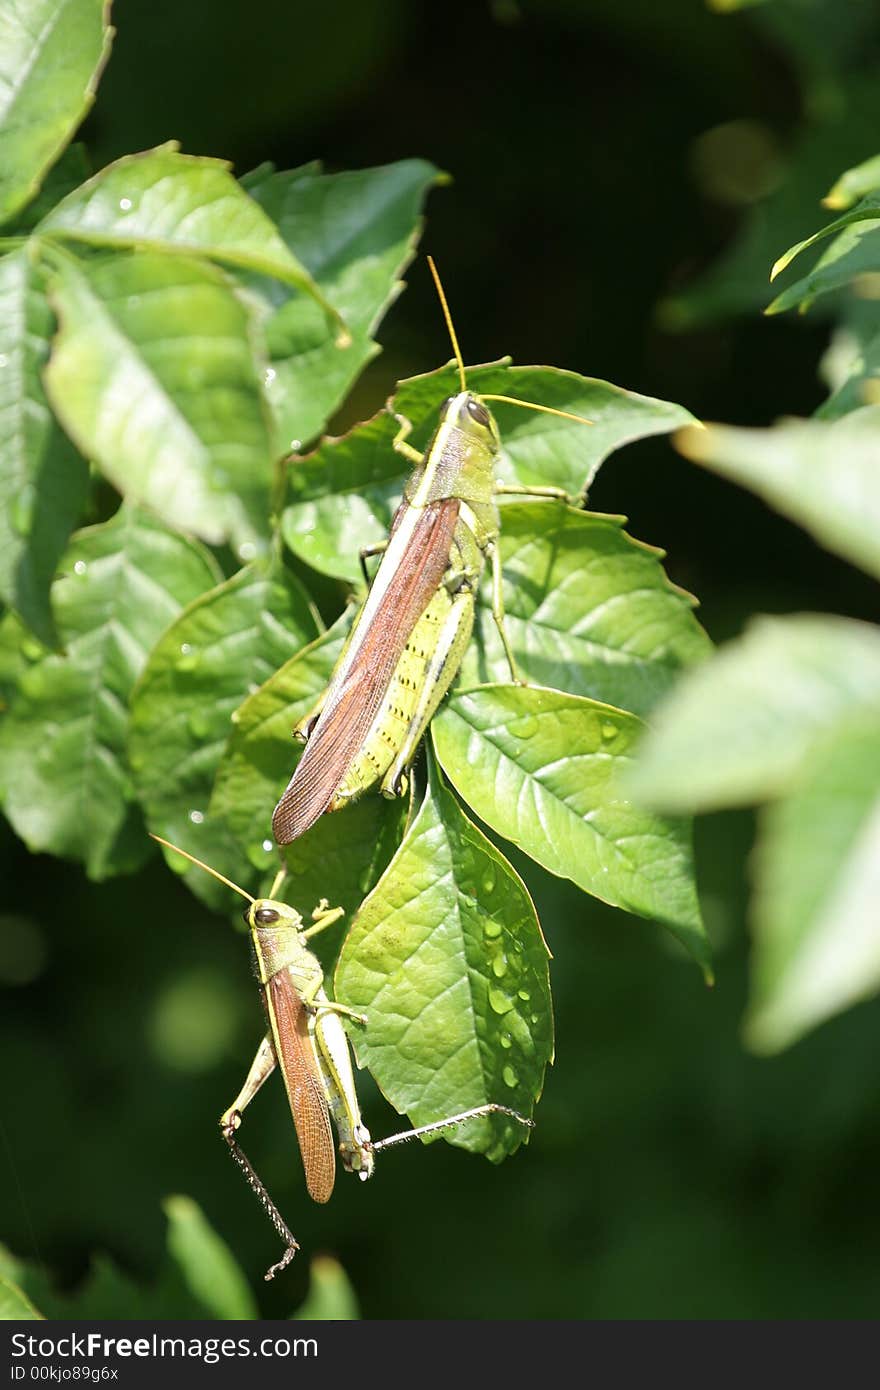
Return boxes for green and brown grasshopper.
[272,259,591,844]
[153,835,532,1278]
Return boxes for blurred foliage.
[3,0,880,1323]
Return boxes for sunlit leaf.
[43,250,276,547]
[244,159,441,447]
[627,614,880,812]
[677,408,880,580]
[130,560,319,908]
[0,1274,42,1319]
[434,684,708,972]
[0,506,218,877]
[0,248,88,646]
[746,718,880,1054]
[460,502,710,718]
[0,0,112,224]
[163,1196,258,1320]
[335,762,552,1161]
[39,144,344,330]
[292,1256,359,1321]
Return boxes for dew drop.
[188,809,205,825]
[530,1013,539,1024]
[73,558,88,576]
[518,988,531,1001]
[492,954,508,979]
[262,838,273,853]
[119,197,132,211]
[238,541,257,562]
[264,367,277,386]
[483,920,502,940]
[601,720,617,741]
[502,1064,518,1088]
[481,868,496,894]
[513,713,538,739]
[500,1033,512,1050]
[488,987,514,1015]
[289,439,302,452]
[178,642,197,671]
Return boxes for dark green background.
[3,0,880,1319]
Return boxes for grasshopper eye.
[254,906,280,925]
[466,398,490,426]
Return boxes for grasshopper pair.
[153,835,531,1279]
[272,258,592,844]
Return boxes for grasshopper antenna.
[149,833,255,903]
[480,394,594,427]
[370,1103,534,1153]
[427,255,467,393]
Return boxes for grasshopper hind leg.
[220,1033,300,1280]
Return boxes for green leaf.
[7,142,90,233]
[0,506,219,878]
[433,684,708,972]
[163,1195,258,1320]
[627,615,880,812]
[0,1273,42,1319]
[0,0,113,224]
[43,250,276,548]
[0,248,89,646]
[208,612,408,921]
[208,617,348,843]
[823,152,880,210]
[746,718,880,1054]
[245,159,441,448]
[459,503,710,718]
[335,761,553,1160]
[38,144,345,331]
[768,190,880,283]
[815,321,880,419]
[292,1256,359,1321]
[677,408,880,581]
[129,560,320,909]
[282,362,695,582]
[767,195,880,314]
[282,411,401,581]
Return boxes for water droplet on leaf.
[502,1065,518,1088]
[489,987,514,1015]
[188,809,205,825]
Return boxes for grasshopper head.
[439,390,501,451]
[243,899,304,933]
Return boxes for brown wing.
[272,496,461,844]
[266,972,336,1204]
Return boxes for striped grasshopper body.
[152,836,532,1279]
[272,262,589,846]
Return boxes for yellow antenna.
[427,255,467,393]
[150,833,255,903]
[481,394,594,427]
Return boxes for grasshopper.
[272,258,592,844]
[152,835,532,1279]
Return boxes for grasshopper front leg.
[392,412,424,466]
[220,1033,300,1280]
[489,540,525,686]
